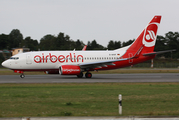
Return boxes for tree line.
[0,29,179,59]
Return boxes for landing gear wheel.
[85,72,92,78]
[20,74,25,78]
[77,72,83,78]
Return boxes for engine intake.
[59,65,81,75]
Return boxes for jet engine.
[59,65,81,75]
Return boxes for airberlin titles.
[34,53,83,63]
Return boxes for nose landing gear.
[14,70,25,78]
[20,74,25,78]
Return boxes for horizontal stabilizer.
[132,45,144,58]
[143,49,176,56]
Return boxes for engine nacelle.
[59,65,81,75]
[45,70,59,74]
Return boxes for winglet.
[82,45,87,51]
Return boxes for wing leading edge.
[79,58,129,69]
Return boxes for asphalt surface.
[0,73,179,83]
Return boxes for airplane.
[1,15,174,78]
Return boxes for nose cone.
[1,60,9,68]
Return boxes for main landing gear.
[77,72,92,78]
[85,72,92,78]
[77,72,83,78]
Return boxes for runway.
[0,73,179,83]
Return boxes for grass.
[0,83,179,117]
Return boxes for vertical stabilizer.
[126,16,161,54]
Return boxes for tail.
[126,15,162,54]
[122,16,174,59]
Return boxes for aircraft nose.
[1,60,9,68]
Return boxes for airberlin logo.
[63,69,80,73]
[34,53,83,63]
[145,30,155,42]
[142,23,159,47]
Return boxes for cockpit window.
[10,57,19,60]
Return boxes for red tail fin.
[127,16,161,53]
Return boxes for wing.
[79,57,130,69]
[79,45,144,70]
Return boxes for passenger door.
[26,54,32,64]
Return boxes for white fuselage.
[2,46,129,71]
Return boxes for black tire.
[77,72,83,78]
[20,74,25,78]
[85,72,92,78]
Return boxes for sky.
[0,0,179,47]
